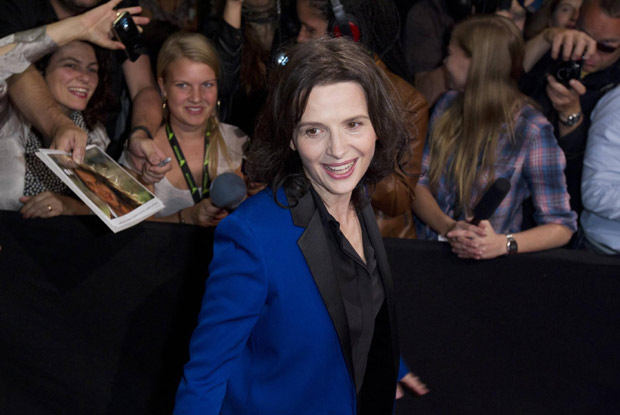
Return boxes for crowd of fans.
[1,0,618,255]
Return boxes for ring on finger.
[47,205,52,212]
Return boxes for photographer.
[520,0,620,216]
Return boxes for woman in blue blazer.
[174,37,417,415]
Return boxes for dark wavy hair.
[245,37,411,208]
[36,41,112,131]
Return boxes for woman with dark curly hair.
[174,37,425,415]
[0,0,134,217]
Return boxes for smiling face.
[578,2,620,73]
[445,41,471,92]
[290,82,377,207]
[159,57,218,130]
[44,41,98,112]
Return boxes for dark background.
[1,211,619,414]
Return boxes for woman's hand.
[128,138,172,185]
[188,198,228,227]
[78,0,150,49]
[45,0,149,51]
[446,220,506,260]
[396,372,429,399]
[19,192,88,218]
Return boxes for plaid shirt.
[416,91,577,240]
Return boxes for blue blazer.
[174,188,400,415]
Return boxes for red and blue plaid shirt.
[416,91,577,240]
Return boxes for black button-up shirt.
[310,189,386,393]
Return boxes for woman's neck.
[169,118,206,142]
[319,192,355,225]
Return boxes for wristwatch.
[506,234,518,255]
[558,112,582,127]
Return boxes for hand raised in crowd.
[396,372,429,399]
[545,28,597,62]
[186,198,228,227]
[446,220,507,260]
[19,192,88,218]
[46,0,149,51]
[43,0,151,163]
[129,135,172,184]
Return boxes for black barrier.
[1,211,619,414]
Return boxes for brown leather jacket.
[371,59,429,239]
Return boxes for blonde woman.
[413,15,577,260]
[128,32,249,226]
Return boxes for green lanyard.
[165,123,211,204]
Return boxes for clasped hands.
[445,220,507,260]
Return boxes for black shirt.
[309,188,385,393]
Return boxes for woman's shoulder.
[431,90,459,117]
[515,101,552,129]
[229,187,290,224]
[513,102,560,150]
[219,122,249,143]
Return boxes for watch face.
[507,237,518,254]
[562,112,581,126]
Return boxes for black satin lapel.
[297,210,354,379]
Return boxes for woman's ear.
[289,139,297,151]
[157,76,166,98]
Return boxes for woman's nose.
[326,131,346,158]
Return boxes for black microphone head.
[209,172,247,210]
[471,178,511,223]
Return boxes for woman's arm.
[19,191,90,218]
[412,184,458,238]
[174,213,267,415]
[3,0,147,161]
[151,199,228,227]
[447,220,572,260]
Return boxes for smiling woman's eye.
[203,81,215,88]
[176,82,187,88]
[305,127,322,137]
[347,121,362,129]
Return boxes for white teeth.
[68,87,88,93]
[325,161,354,173]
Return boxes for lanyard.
[165,123,211,204]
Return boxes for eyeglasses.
[576,25,620,54]
[596,42,620,54]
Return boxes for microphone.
[209,172,247,211]
[469,178,511,226]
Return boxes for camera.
[112,11,147,62]
[552,59,583,88]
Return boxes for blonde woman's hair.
[428,15,525,217]
[157,31,232,180]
